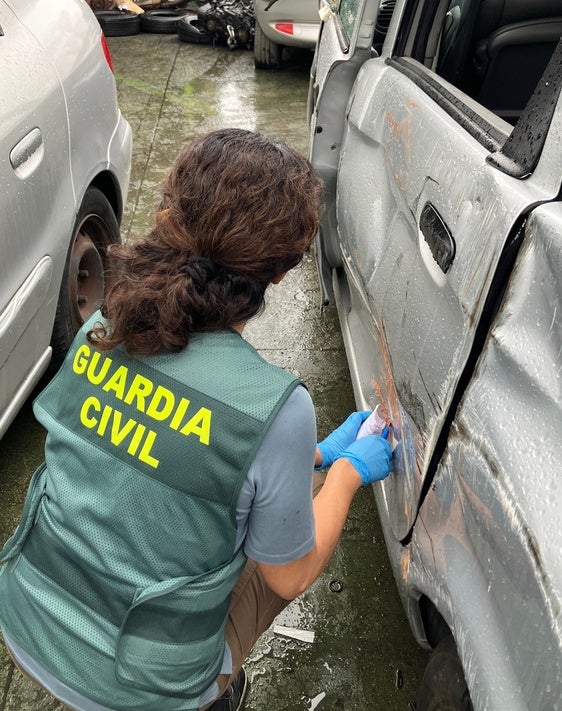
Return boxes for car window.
[383,0,562,180]
[396,0,562,126]
[338,0,363,42]
[436,0,562,124]
[332,0,397,51]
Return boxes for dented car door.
[310,0,562,544]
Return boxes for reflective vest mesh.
[0,320,299,710]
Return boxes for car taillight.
[274,22,294,35]
[100,33,114,73]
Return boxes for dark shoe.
[208,668,248,711]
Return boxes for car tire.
[416,636,474,711]
[94,11,141,37]
[140,9,188,34]
[49,188,121,371]
[177,14,212,45]
[254,21,281,69]
[136,0,185,6]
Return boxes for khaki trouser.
[205,469,325,705]
[203,558,291,706]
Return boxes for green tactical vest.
[0,314,299,710]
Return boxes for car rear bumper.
[260,20,320,48]
[255,0,320,49]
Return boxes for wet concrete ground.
[0,28,427,711]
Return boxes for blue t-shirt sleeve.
[235,385,317,564]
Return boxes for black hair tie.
[183,255,222,289]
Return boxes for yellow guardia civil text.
[72,344,212,469]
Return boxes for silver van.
[0,0,132,439]
[309,0,562,708]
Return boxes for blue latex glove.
[316,411,371,469]
[334,433,392,486]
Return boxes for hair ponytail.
[88,129,323,355]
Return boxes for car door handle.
[419,203,456,274]
[10,127,44,179]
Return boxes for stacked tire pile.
[94,1,254,50]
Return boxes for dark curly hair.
[88,128,324,355]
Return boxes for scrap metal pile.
[88,0,255,49]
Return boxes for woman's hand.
[316,411,371,469]
[334,434,392,486]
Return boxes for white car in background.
[254,0,320,68]
[0,0,132,439]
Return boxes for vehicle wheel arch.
[90,170,124,224]
[418,593,452,648]
[411,594,473,709]
[416,634,474,711]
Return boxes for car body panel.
[336,57,561,542]
[313,0,562,543]
[0,0,132,439]
[254,0,320,49]
[0,0,73,407]
[401,208,562,709]
[309,0,562,707]
[383,203,562,711]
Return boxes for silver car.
[254,0,320,68]
[0,0,132,439]
[309,0,562,708]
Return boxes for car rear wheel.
[415,636,473,711]
[254,21,281,69]
[49,187,121,371]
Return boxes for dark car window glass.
[431,0,562,125]
[386,0,562,176]
[338,0,363,42]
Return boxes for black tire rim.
[67,217,108,331]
